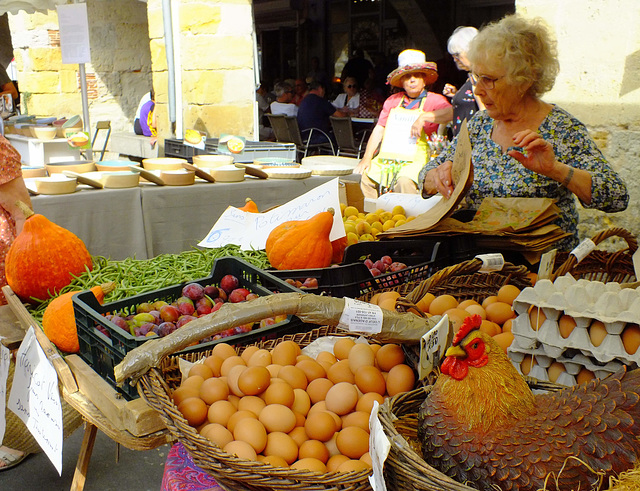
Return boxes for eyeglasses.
[471,73,505,90]
[345,84,357,89]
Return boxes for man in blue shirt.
[297,81,347,144]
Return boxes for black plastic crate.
[73,256,307,400]
[270,239,446,298]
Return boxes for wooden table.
[2,286,172,491]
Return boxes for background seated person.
[420,15,628,251]
[355,49,452,198]
[297,81,348,145]
[0,66,17,101]
[292,78,308,106]
[134,90,157,145]
[270,82,298,117]
[332,76,360,117]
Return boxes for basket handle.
[551,227,638,280]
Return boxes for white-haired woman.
[442,26,484,136]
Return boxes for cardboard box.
[339,179,365,211]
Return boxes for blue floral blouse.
[418,105,629,250]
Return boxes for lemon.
[379,211,392,222]
[391,214,406,222]
[346,232,359,246]
[370,221,384,232]
[365,213,380,225]
[359,233,375,241]
[344,222,357,235]
[355,221,372,236]
[406,216,416,222]
[340,203,347,214]
[394,219,407,227]
[343,206,359,218]
[391,205,406,216]
[382,220,396,231]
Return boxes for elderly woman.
[442,26,484,137]
[419,15,628,250]
[332,76,360,116]
[356,49,452,198]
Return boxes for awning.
[0,0,66,15]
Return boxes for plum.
[370,267,381,277]
[160,304,180,323]
[364,258,374,269]
[136,302,154,314]
[132,312,156,326]
[153,300,169,310]
[196,297,213,316]
[182,283,205,301]
[389,262,407,272]
[211,302,224,313]
[176,296,195,316]
[176,315,197,328]
[204,285,220,299]
[302,277,319,289]
[381,255,393,265]
[157,322,177,336]
[245,293,259,301]
[220,274,239,294]
[110,315,128,332]
[229,288,250,303]
[373,260,388,273]
[217,289,228,302]
[135,322,156,337]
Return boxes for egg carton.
[512,277,640,365]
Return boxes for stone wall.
[518,0,640,248]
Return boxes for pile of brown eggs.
[172,337,416,473]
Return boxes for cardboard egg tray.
[510,275,640,366]
[508,343,627,386]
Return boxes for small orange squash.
[5,201,93,302]
[238,198,259,213]
[266,209,335,270]
[42,282,115,353]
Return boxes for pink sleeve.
[0,136,22,186]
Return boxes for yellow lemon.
[340,203,347,214]
[343,206,359,219]
[365,213,380,225]
[379,211,392,222]
[391,205,406,216]
[359,233,375,242]
[406,216,416,222]
[344,222,357,235]
[391,214,406,222]
[370,221,384,232]
[394,219,407,227]
[346,232,359,246]
[382,220,396,231]
[355,221,372,236]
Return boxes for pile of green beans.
[26,246,269,322]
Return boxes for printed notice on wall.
[0,344,10,445]
[57,3,91,64]
[8,327,63,474]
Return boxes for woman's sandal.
[0,446,27,471]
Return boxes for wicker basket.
[138,325,374,491]
[551,227,637,283]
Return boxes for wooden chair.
[330,116,370,159]
[267,113,335,161]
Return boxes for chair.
[91,120,111,161]
[267,114,335,161]
[330,116,370,159]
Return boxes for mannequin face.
[401,73,426,98]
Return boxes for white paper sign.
[338,297,383,334]
[378,109,420,161]
[8,327,63,475]
[368,400,391,491]
[199,178,345,250]
[57,4,91,64]
[0,343,10,445]
[374,193,442,217]
[419,314,452,379]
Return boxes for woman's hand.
[443,84,457,98]
[508,130,558,176]
[424,161,454,198]
[355,156,372,175]
[411,114,426,138]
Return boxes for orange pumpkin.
[5,201,93,302]
[266,209,335,270]
[330,236,348,264]
[42,282,115,353]
[238,198,259,213]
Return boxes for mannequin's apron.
[366,95,430,192]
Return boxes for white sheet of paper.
[57,4,91,64]
[8,327,63,475]
[0,344,10,445]
[199,178,345,250]
[378,109,420,161]
[368,400,391,491]
[375,193,442,217]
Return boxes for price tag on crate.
[419,314,452,379]
[476,253,505,272]
[338,298,383,334]
[538,249,557,280]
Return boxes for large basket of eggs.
[115,293,437,491]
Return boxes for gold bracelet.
[562,167,574,187]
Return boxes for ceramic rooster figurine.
[417,314,640,491]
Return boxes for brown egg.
[172,385,200,406]
[368,292,382,306]
[220,355,246,377]
[223,440,257,461]
[290,457,327,473]
[181,374,205,391]
[288,426,309,448]
[325,382,358,415]
[327,454,351,472]
[264,432,299,465]
[178,397,208,427]
[260,455,289,468]
[336,426,369,459]
[304,411,336,441]
[333,338,356,360]
[226,409,258,433]
[207,400,236,426]
[296,354,314,363]
[262,380,295,407]
[458,299,480,309]
[341,411,370,433]
[227,364,247,397]
[375,344,405,371]
[337,459,371,473]
[200,423,233,448]
[558,315,577,339]
[315,351,337,366]
[485,302,515,325]
[203,354,224,377]
[327,359,355,384]
[493,332,514,353]
[306,377,334,405]
[356,392,385,413]
[360,452,373,466]
[386,364,415,396]
[502,318,513,333]
[188,363,214,380]
[238,366,271,396]
[293,410,306,428]
[233,417,267,453]
[296,359,327,383]
[464,303,487,320]
[292,388,311,416]
[348,343,375,373]
[547,362,565,383]
[278,365,308,390]
[444,307,472,332]
[259,404,297,433]
[354,366,386,396]
[324,434,340,457]
[299,439,330,463]
[528,306,546,331]
[576,367,596,384]
[227,393,240,409]
[479,320,501,337]
[520,354,536,376]
[429,294,458,315]
[326,410,343,431]
[622,324,640,354]
[271,340,300,366]
[482,295,499,309]
[237,395,266,416]
[247,348,272,367]
[377,291,400,311]
[589,320,608,347]
[308,401,328,414]
[240,346,260,364]
[199,377,230,405]
[416,292,436,314]
[497,284,521,305]
[266,363,282,378]
[211,342,237,360]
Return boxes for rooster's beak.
[445,345,466,358]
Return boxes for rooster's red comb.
[452,314,483,346]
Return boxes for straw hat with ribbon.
[387,49,438,87]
